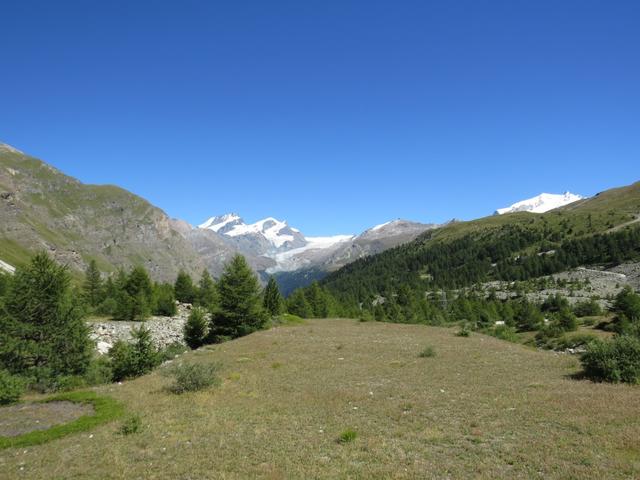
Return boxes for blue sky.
[1,1,639,235]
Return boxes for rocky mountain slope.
[0,143,205,281]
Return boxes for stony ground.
[2,319,639,479]
[88,304,192,354]
[0,402,94,437]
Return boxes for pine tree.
[0,252,92,377]
[184,307,209,349]
[287,289,311,318]
[83,259,103,307]
[174,270,196,304]
[263,277,283,317]
[113,266,153,321]
[209,255,267,340]
[196,270,218,309]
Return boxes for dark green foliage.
[163,361,221,394]
[514,300,544,331]
[581,335,640,383]
[0,252,92,378]
[196,270,218,309]
[83,259,103,308]
[109,326,160,381]
[614,287,640,321]
[0,369,24,405]
[174,270,196,304]
[263,277,283,317]
[287,289,312,318]
[154,283,177,316]
[209,255,267,341]
[541,294,569,313]
[113,266,154,321]
[184,307,209,349]
[573,298,603,317]
[557,307,578,332]
[491,325,519,342]
[82,357,114,386]
[157,342,188,363]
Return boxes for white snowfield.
[225,217,294,248]
[266,235,355,273]
[198,213,241,232]
[496,192,584,215]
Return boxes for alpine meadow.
[2,1,640,479]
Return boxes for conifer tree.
[287,289,311,318]
[114,266,153,321]
[174,270,196,304]
[184,307,209,349]
[83,259,103,307]
[209,255,266,340]
[0,252,92,377]
[263,277,283,317]
[196,269,218,309]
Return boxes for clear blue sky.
[1,1,639,235]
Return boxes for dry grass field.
[1,319,639,479]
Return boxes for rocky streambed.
[88,303,191,354]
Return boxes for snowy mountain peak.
[496,192,584,215]
[198,214,306,251]
[198,213,243,232]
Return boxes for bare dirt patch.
[0,401,94,437]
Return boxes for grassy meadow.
[1,319,639,479]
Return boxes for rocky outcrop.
[88,304,194,354]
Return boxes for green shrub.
[557,307,578,332]
[109,326,160,381]
[556,333,598,350]
[163,362,221,394]
[581,335,640,383]
[418,346,436,358]
[0,370,24,405]
[184,307,209,349]
[456,324,471,337]
[83,357,114,386]
[338,429,357,443]
[573,298,603,317]
[158,342,188,363]
[492,325,519,343]
[118,414,142,435]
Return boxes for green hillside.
[319,181,640,309]
[0,144,204,281]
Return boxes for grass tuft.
[338,429,357,444]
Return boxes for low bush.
[581,335,640,384]
[418,346,436,358]
[118,414,142,435]
[491,325,519,343]
[0,369,24,405]
[555,333,598,350]
[456,324,471,337]
[163,361,221,394]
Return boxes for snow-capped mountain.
[194,214,437,287]
[495,192,584,215]
[199,214,306,254]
